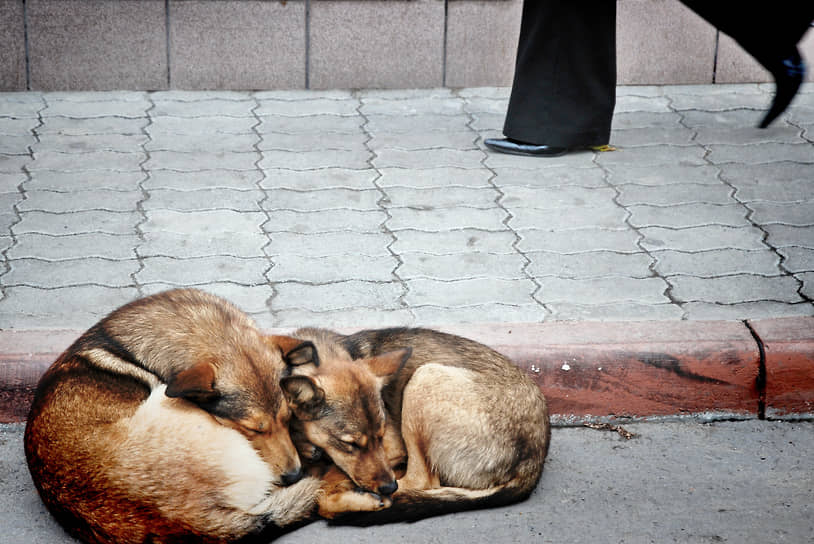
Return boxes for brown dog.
[25,289,322,544]
[280,327,550,521]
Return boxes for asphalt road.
[2,420,812,544]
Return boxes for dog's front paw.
[317,489,392,518]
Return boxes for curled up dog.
[278,327,551,521]
[25,289,323,544]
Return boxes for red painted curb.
[1,319,810,424]
[748,317,814,419]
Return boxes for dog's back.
[341,327,550,517]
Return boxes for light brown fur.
[25,289,322,544]
[283,327,550,521]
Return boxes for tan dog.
[25,289,322,544]
[280,327,550,521]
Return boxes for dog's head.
[279,341,410,498]
[164,330,317,488]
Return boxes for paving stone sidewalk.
[0,84,812,330]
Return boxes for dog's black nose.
[280,468,304,486]
[378,480,398,496]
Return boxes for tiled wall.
[1,0,813,91]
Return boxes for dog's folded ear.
[281,376,325,420]
[266,336,320,367]
[165,362,219,403]
[365,347,412,379]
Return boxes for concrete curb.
[1,318,812,424]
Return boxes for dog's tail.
[332,478,534,526]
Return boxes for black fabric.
[679,0,814,74]
[503,1,617,148]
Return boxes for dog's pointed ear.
[166,361,219,403]
[365,347,411,379]
[267,335,319,367]
[281,376,325,420]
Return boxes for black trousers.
[503,1,616,148]
[503,1,814,147]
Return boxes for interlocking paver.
[34,117,147,136]
[267,254,396,283]
[639,225,767,252]
[606,164,722,186]
[0,135,36,154]
[610,127,695,147]
[387,207,507,231]
[7,233,139,260]
[611,111,683,129]
[670,274,804,304]
[137,256,269,286]
[548,302,684,321]
[0,118,40,135]
[42,100,149,119]
[262,209,386,234]
[145,133,258,153]
[258,132,368,152]
[517,228,641,253]
[18,190,141,213]
[405,278,536,307]
[707,143,814,165]
[272,280,404,311]
[143,188,261,212]
[597,145,708,167]
[260,168,378,190]
[500,186,617,209]
[256,115,363,135]
[383,186,497,209]
[535,277,670,305]
[139,231,267,259]
[732,179,813,203]
[777,247,814,273]
[265,232,393,256]
[365,114,470,133]
[398,253,527,280]
[272,307,414,329]
[377,167,493,188]
[3,257,139,288]
[33,134,148,153]
[146,116,256,135]
[492,166,608,188]
[617,184,734,206]
[764,225,814,248]
[258,149,370,170]
[680,109,780,128]
[368,131,477,151]
[0,173,25,192]
[390,228,517,254]
[361,97,464,116]
[29,150,145,172]
[373,148,484,169]
[747,202,814,226]
[14,210,141,235]
[254,99,360,117]
[145,150,258,171]
[150,100,255,118]
[682,300,814,321]
[653,249,781,277]
[525,251,654,279]
[144,169,262,190]
[510,206,629,231]
[143,209,266,235]
[628,203,750,228]
[263,188,380,212]
[411,303,546,325]
[693,126,803,145]
[0,155,32,173]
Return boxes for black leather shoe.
[759,48,805,129]
[484,138,568,157]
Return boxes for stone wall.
[1,0,812,91]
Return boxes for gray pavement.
[3,420,813,543]
[0,84,813,330]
